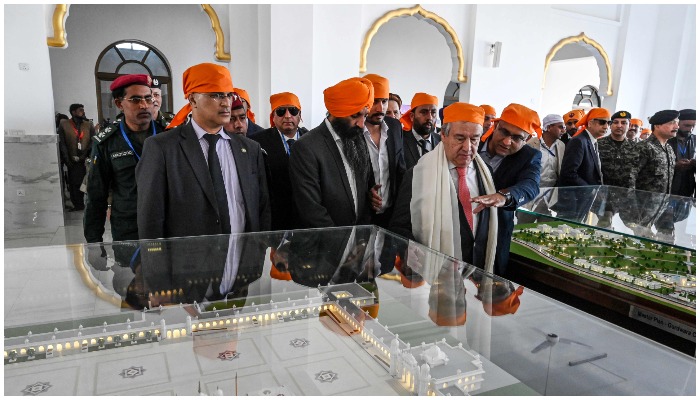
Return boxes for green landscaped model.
[512,221,696,314]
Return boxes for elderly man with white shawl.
[389,102,498,274]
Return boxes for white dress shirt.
[412,129,434,154]
[325,119,358,215]
[363,121,391,213]
[539,139,559,187]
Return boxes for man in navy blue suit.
[474,103,542,276]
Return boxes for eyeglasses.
[201,92,239,101]
[275,107,300,117]
[122,96,154,105]
[593,119,613,126]
[498,129,529,143]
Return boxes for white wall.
[365,16,452,111]
[49,4,229,122]
[541,57,600,116]
[4,4,56,135]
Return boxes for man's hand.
[676,159,695,170]
[72,156,80,163]
[369,184,383,212]
[472,193,507,213]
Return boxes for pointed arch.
[543,32,613,96]
[360,5,467,83]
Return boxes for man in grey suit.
[289,77,375,228]
[137,63,270,240]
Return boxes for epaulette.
[158,111,175,130]
[93,121,120,144]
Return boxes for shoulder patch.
[94,123,120,144]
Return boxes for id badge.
[78,142,82,151]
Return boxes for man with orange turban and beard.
[476,103,542,276]
[401,93,441,169]
[289,77,374,228]
[390,103,498,272]
[136,63,270,239]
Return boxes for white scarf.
[410,142,498,276]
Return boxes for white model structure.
[4,282,485,396]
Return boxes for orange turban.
[641,128,651,134]
[323,77,374,118]
[363,73,390,99]
[269,92,302,126]
[168,63,234,129]
[482,285,524,316]
[399,93,439,132]
[572,107,611,137]
[479,104,496,116]
[563,109,585,123]
[234,87,256,123]
[481,103,541,141]
[630,118,643,126]
[442,102,485,126]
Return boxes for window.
[573,85,601,108]
[94,40,172,125]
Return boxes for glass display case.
[512,186,696,353]
[4,226,695,396]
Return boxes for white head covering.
[542,114,565,130]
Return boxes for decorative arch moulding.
[543,32,613,96]
[47,4,231,62]
[360,4,467,83]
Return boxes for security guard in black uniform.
[84,74,168,266]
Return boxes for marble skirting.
[4,135,65,237]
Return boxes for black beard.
[677,129,690,138]
[566,128,577,136]
[331,118,369,178]
[414,121,433,137]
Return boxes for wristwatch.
[497,190,513,205]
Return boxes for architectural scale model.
[4,283,484,396]
[512,222,696,309]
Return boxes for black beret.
[649,110,680,126]
[679,109,695,121]
[611,110,631,120]
[151,77,161,89]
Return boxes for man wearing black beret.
[630,110,679,194]
[598,110,636,188]
[668,109,695,197]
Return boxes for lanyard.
[119,121,156,161]
[677,140,689,158]
[70,120,85,142]
[279,130,298,156]
[541,139,556,157]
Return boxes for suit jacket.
[58,118,94,165]
[136,122,271,239]
[558,130,603,186]
[249,127,306,230]
[289,120,371,228]
[668,135,696,197]
[246,120,264,136]
[368,117,407,227]
[478,142,541,276]
[388,166,492,269]
[403,130,442,170]
[526,136,565,186]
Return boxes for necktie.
[204,134,231,234]
[593,141,604,184]
[418,139,428,156]
[286,138,295,152]
[456,167,474,232]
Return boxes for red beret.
[110,74,151,92]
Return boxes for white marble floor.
[4,209,113,249]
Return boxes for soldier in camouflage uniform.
[630,110,679,194]
[598,110,636,188]
[84,74,167,253]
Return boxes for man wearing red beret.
[84,74,165,253]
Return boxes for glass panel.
[116,43,148,61]
[97,47,122,73]
[117,62,149,75]
[144,51,168,76]
[517,186,696,250]
[4,227,694,395]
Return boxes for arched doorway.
[94,40,172,125]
